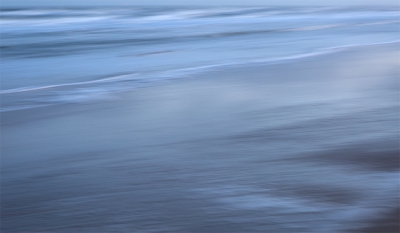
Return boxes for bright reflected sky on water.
[1,0,399,7]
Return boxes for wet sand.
[1,43,399,233]
[356,207,400,233]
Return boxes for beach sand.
[1,43,399,233]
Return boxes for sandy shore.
[1,42,399,233]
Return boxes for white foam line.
[355,20,400,26]
[0,73,138,95]
[0,104,54,112]
[252,40,400,65]
[190,40,400,72]
[287,24,343,31]
[318,39,400,51]
[2,40,399,96]
[1,39,399,112]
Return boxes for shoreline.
[1,40,399,114]
[2,41,399,126]
[1,40,399,233]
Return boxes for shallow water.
[1,6,399,111]
[2,41,399,232]
[1,6,400,233]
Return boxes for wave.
[0,104,54,112]
[0,16,113,27]
[132,8,259,21]
[4,19,399,59]
[285,20,400,31]
[1,7,398,22]
[2,40,398,112]
[0,73,139,94]
[355,20,400,27]
[3,39,399,95]
[0,8,123,18]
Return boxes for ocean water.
[1,6,400,233]
[1,6,399,111]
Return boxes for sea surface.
[1,6,399,111]
[1,6,400,233]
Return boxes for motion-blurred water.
[1,6,399,111]
[1,6,399,233]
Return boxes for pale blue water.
[1,6,399,233]
[1,6,399,111]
